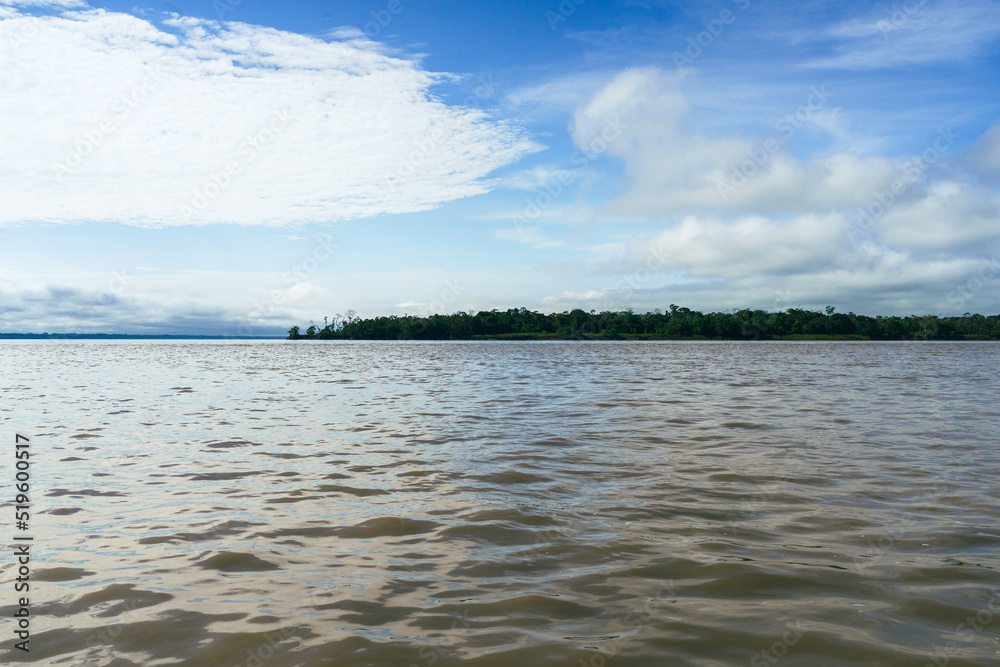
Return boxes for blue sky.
[1,0,999,334]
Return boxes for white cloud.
[963,120,1000,181]
[636,214,849,278]
[879,181,1000,249]
[0,3,540,227]
[492,224,563,248]
[0,0,84,7]
[576,68,908,219]
[0,281,249,334]
[499,165,576,191]
[0,267,348,334]
[806,0,1000,70]
[506,71,613,120]
[560,65,1000,316]
[574,224,998,315]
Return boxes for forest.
[287,306,1000,341]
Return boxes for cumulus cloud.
[545,228,998,316]
[635,214,849,278]
[572,68,928,219]
[0,2,540,227]
[963,120,1000,182]
[541,67,1000,315]
[570,69,999,246]
[878,181,1000,250]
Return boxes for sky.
[1,0,999,335]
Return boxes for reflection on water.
[1,341,999,666]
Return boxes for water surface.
[1,341,998,666]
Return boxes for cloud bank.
[529,67,1000,315]
[0,2,539,227]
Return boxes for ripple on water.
[197,552,281,572]
[2,341,1000,665]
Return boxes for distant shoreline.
[288,334,995,341]
[466,333,998,341]
[287,307,1000,341]
[0,334,282,340]
[1,334,996,342]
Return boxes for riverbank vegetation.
[288,307,1000,341]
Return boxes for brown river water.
[1,341,999,666]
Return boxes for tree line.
[288,306,1000,341]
